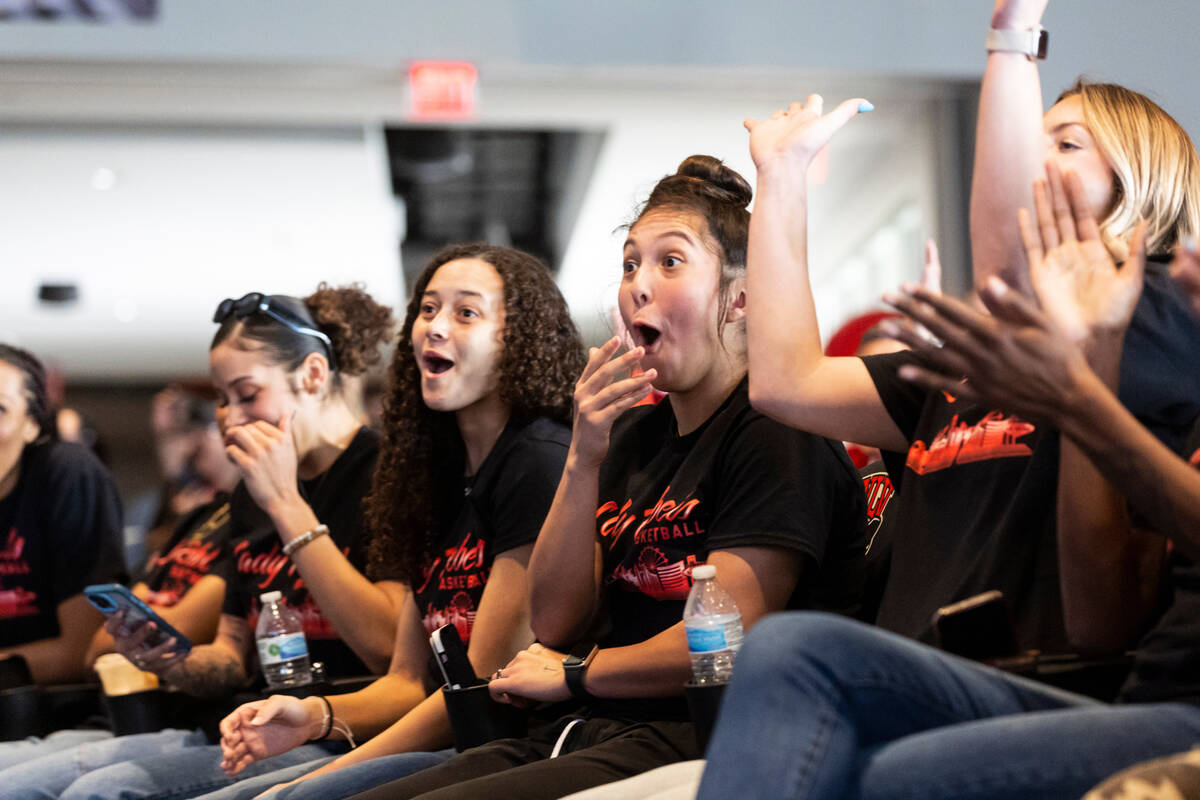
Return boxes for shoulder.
[24,440,115,491]
[492,417,571,478]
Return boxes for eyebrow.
[228,376,255,389]
[422,290,485,300]
[624,229,701,250]
[1048,121,1089,135]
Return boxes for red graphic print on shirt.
[0,529,36,618]
[142,505,228,606]
[862,471,894,555]
[418,532,488,641]
[234,538,352,640]
[906,412,1036,475]
[598,487,705,601]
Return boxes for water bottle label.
[686,625,728,652]
[257,633,308,665]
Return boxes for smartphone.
[932,590,1020,661]
[84,583,193,656]
[430,624,479,690]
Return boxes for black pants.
[347,716,700,800]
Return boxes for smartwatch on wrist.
[986,26,1048,61]
[562,645,599,701]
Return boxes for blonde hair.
[1057,81,1200,261]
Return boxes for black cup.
[0,685,44,740]
[0,654,32,691]
[103,688,170,736]
[442,683,528,751]
[684,681,727,754]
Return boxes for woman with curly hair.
[3,284,401,800]
[198,243,584,800]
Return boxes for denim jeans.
[57,740,347,800]
[0,729,115,772]
[0,728,202,800]
[696,612,1200,800]
[192,749,453,800]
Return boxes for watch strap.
[562,645,598,701]
[986,27,1048,61]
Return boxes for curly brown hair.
[211,283,393,393]
[365,244,585,583]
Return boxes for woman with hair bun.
[0,343,125,685]
[349,156,867,800]
[1,284,402,800]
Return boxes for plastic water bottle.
[255,591,311,689]
[683,564,743,685]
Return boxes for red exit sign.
[408,61,478,119]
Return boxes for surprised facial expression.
[411,258,507,414]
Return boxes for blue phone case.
[84,583,193,655]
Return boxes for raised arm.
[743,96,906,450]
[528,340,656,646]
[970,0,1050,295]
[225,416,406,673]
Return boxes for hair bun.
[304,283,394,376]
[675,155,753,208]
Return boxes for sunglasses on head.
[212,292,338,372]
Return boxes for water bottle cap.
[692,564,716,580]
[260,591,282,605]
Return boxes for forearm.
[269,498,402,673]
[746,164,823,405]
[1055,349,1168,652]
[163,643,248,697]
[302,691,452,782]
[326,672,430,741]
[582,624,692,699]
[528,457,602,646]
[6,636,92,685]
[969,18,1044,294]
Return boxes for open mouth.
[424,355,454,375]
[633,323,661,349]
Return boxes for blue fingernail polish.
[858,101,874,113]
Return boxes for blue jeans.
[696,612,1200,800]
[0,729,115,772]
[58,741,347,800]
[196,749,454,800]
[0,728,201,799]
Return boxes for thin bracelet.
[309,695,333,742]
[282,524,330,558]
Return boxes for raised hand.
[883,277,1090,423]
[219,695,320,776]
[991,0,1049,29]
[223,413,302,516]
[1019,163,1147,348]
[569,338,657,469]
[744,94,870,173]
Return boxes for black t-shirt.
[862,259,1200,652]
[137,497,232,607]
[594,379,867,717]
[220,426,379,679]
[1118,420,1200,704]
[413,416,569,643]
[0,440,125,647]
